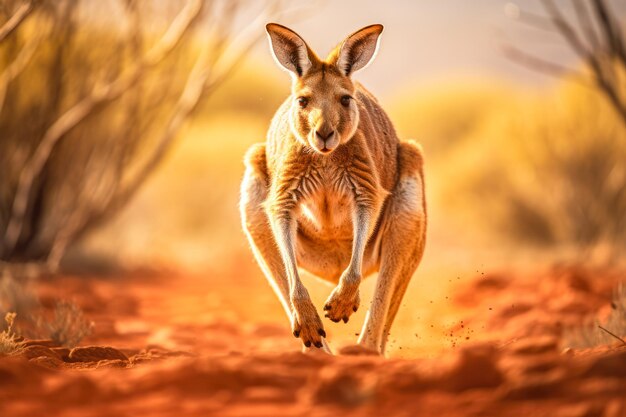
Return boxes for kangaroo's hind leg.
[240,143,331,353]
[357,141,427,355]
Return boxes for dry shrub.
[398,78,626,251]
[0,270,92,347]
[473,81,626,248]
[0,312,22,355]
[72,60,286,268]
[0,0,274,269]
[37,300,94,348]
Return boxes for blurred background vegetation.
[0,0,625,275]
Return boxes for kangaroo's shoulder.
[354,82,378,102]
[354,82,395,136]
[265,97,298,170]
[267,97,292,141]
[354,82,381,112]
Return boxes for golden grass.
[0,312,22,355]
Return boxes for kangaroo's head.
[266,23,383,155]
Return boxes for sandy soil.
[1,260,625,417]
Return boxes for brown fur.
[240,23,427,355]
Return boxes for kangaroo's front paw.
[323,281,360,323]
[291,298,326,348]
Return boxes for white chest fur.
[296,170,355,241]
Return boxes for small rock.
[67,346,128,363]
[51,347,70,361]
[29,355,63,369]
[22,339,61,348]
[20,345,61,361]
[96,359,128,369]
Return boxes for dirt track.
[1,264,625,417]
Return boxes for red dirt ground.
[1,262,625,417]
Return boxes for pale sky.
[87,0,626,98]
[245,0,626,98]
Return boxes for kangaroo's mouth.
[310,133,338,155]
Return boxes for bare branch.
[75,1,279,237]
[501,43,589,83]
[572,0,600,51]
[598,325,626,346]
[506,3,556,33]
[1,0,204,257]
[591,0,626,66]
[0,26,45,113]
[539,0,626,127]
[541,0,590,58]
[117,0,276,205]
[2,0,285,264]
[593,72,626,125]
[0,1,34,43]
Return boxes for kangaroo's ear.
[332,24,383,76]
[266,23,314,77]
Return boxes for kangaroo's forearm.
[341,205,372,285]
[353,206,372,268]
[268,210,310,304]
[269,216,297,282]
[341,162,379,282]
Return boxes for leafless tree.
[504,0,626,127]
[498,0,626,252]
[0,0,281,270]
[0,0,35,42]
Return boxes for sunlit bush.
[0,0,270,269]
[391,81,512,157]
[1,270,93,347]
[0,312,22,355]
[395,79,626,250]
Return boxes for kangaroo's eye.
[340,95,351,107]
[297,97,309,108]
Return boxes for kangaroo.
[240,23,426,355]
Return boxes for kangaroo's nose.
[315,128,335,141]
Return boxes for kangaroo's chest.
[296,169,354,241]
[298,189,354,240]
